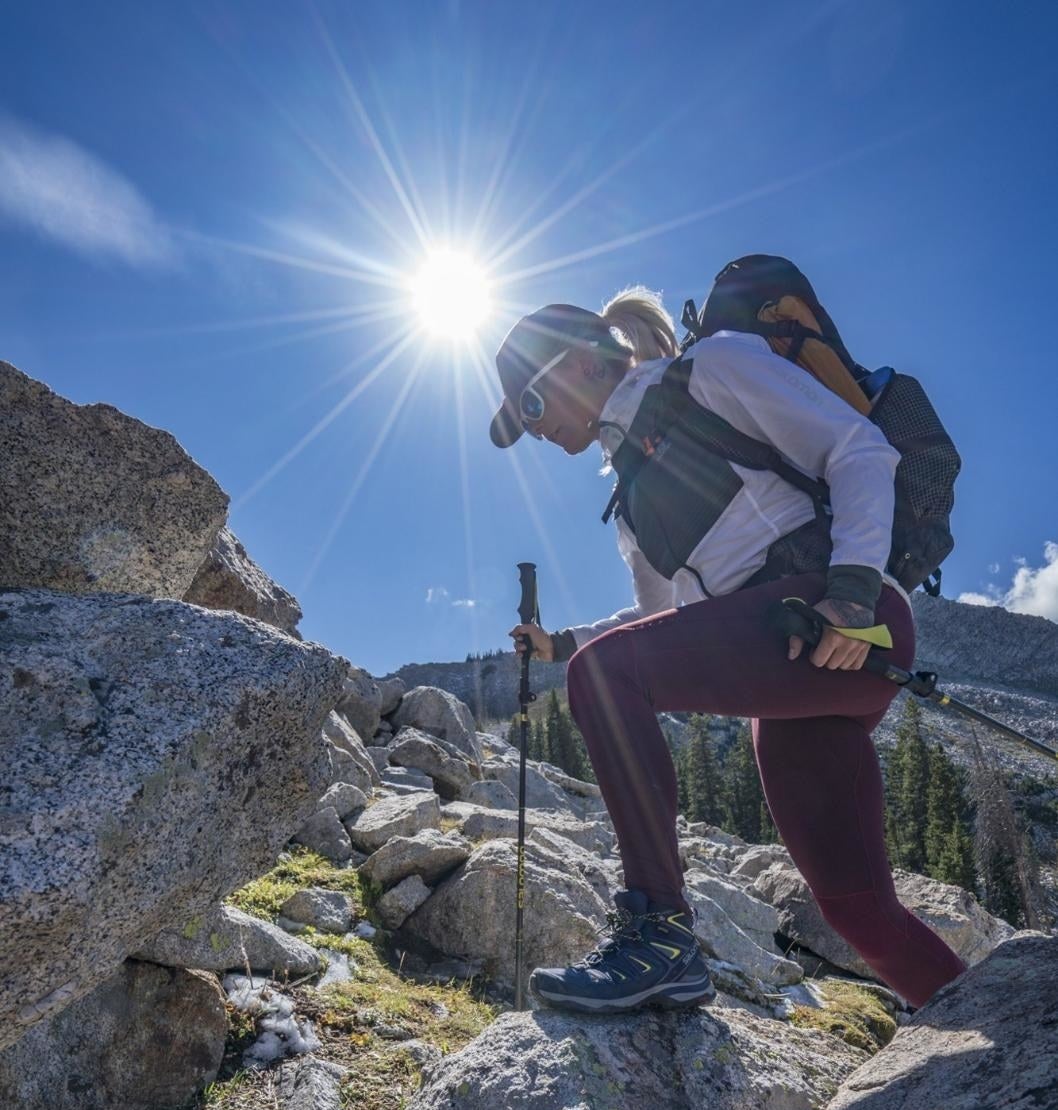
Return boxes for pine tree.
[554,705,580,777]
[545,689,570,774]
[532,717,548,765]
[882,737,905,866]
[922,743,977,891]
[683,714,723,825]
[924,744,958,870]
[568,711,596,785]
[977,828,1024,927]
[885,698,930,872]
[539,688,593,782]
[544,689,561,764]
[971,748,1041,929]
[676,743,689,814]
[721,724,774,842]
[759,797,778,843]
[936,816,977,893]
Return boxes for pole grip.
[767,596,900,682]
[767,596,828,646]
[517,562,540,627]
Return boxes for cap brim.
[489,397,524,448]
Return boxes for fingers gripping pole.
[514,562,539,1011]
[767,597,1058,763]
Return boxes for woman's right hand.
[508,622,554,662]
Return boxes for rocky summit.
[0,361,228,598]
[1,358,1056,1109]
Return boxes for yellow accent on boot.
[665,913,695,936]
[629,956,653,972]
[650,941,683,959]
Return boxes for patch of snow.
[223,973,272,1013]
[317,950,355,988]
[222,974,321,1067]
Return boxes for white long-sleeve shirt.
[560,330,910,654]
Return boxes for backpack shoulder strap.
[600,382,671,524]
[601,353,833,525]
[658,354,832,519]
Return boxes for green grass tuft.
[789,979,897,1053]
[224,846,362,921]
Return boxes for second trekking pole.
[514,561,539,1011]
[770,596,1058,762]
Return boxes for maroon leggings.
[565,570,967,1008]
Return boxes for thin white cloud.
[425,587,478,609]
[0,114,174,267]
[957,542,1058,622]
[987,562,1000,575]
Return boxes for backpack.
[601,255,961,598]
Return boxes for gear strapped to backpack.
[601,255,961,598]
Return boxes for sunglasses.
[517,346,569,438]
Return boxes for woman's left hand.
[787,598,875,671]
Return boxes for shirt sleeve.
[689,333,900,586]
[550,516,675,662]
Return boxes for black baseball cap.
[489,303,625,449]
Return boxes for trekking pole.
[514,562,540,1011]
[769,597,1058,763]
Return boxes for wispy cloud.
[957,542,1058,622]
[425,587,478,609]
[0,114,174,267]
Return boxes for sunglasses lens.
[520,391,544,422]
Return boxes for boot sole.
[530,971,717,1015]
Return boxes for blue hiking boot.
[528,889,716,1014]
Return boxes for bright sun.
[411,249,491,340]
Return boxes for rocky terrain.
[2,356,1056,1109]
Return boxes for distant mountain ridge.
[912,592,1058,697]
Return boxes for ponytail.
[601,286,678,366]
[594,286,677,478]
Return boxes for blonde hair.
[601,286,678,366]
[595,285,678,478]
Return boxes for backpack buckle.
[679,300,704,352]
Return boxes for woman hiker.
[489,287,968,1015]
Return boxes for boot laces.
[574,907,667,968]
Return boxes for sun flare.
[411,249,492,340]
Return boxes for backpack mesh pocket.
[870,373,961,591]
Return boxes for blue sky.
[2,0,1056,678]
